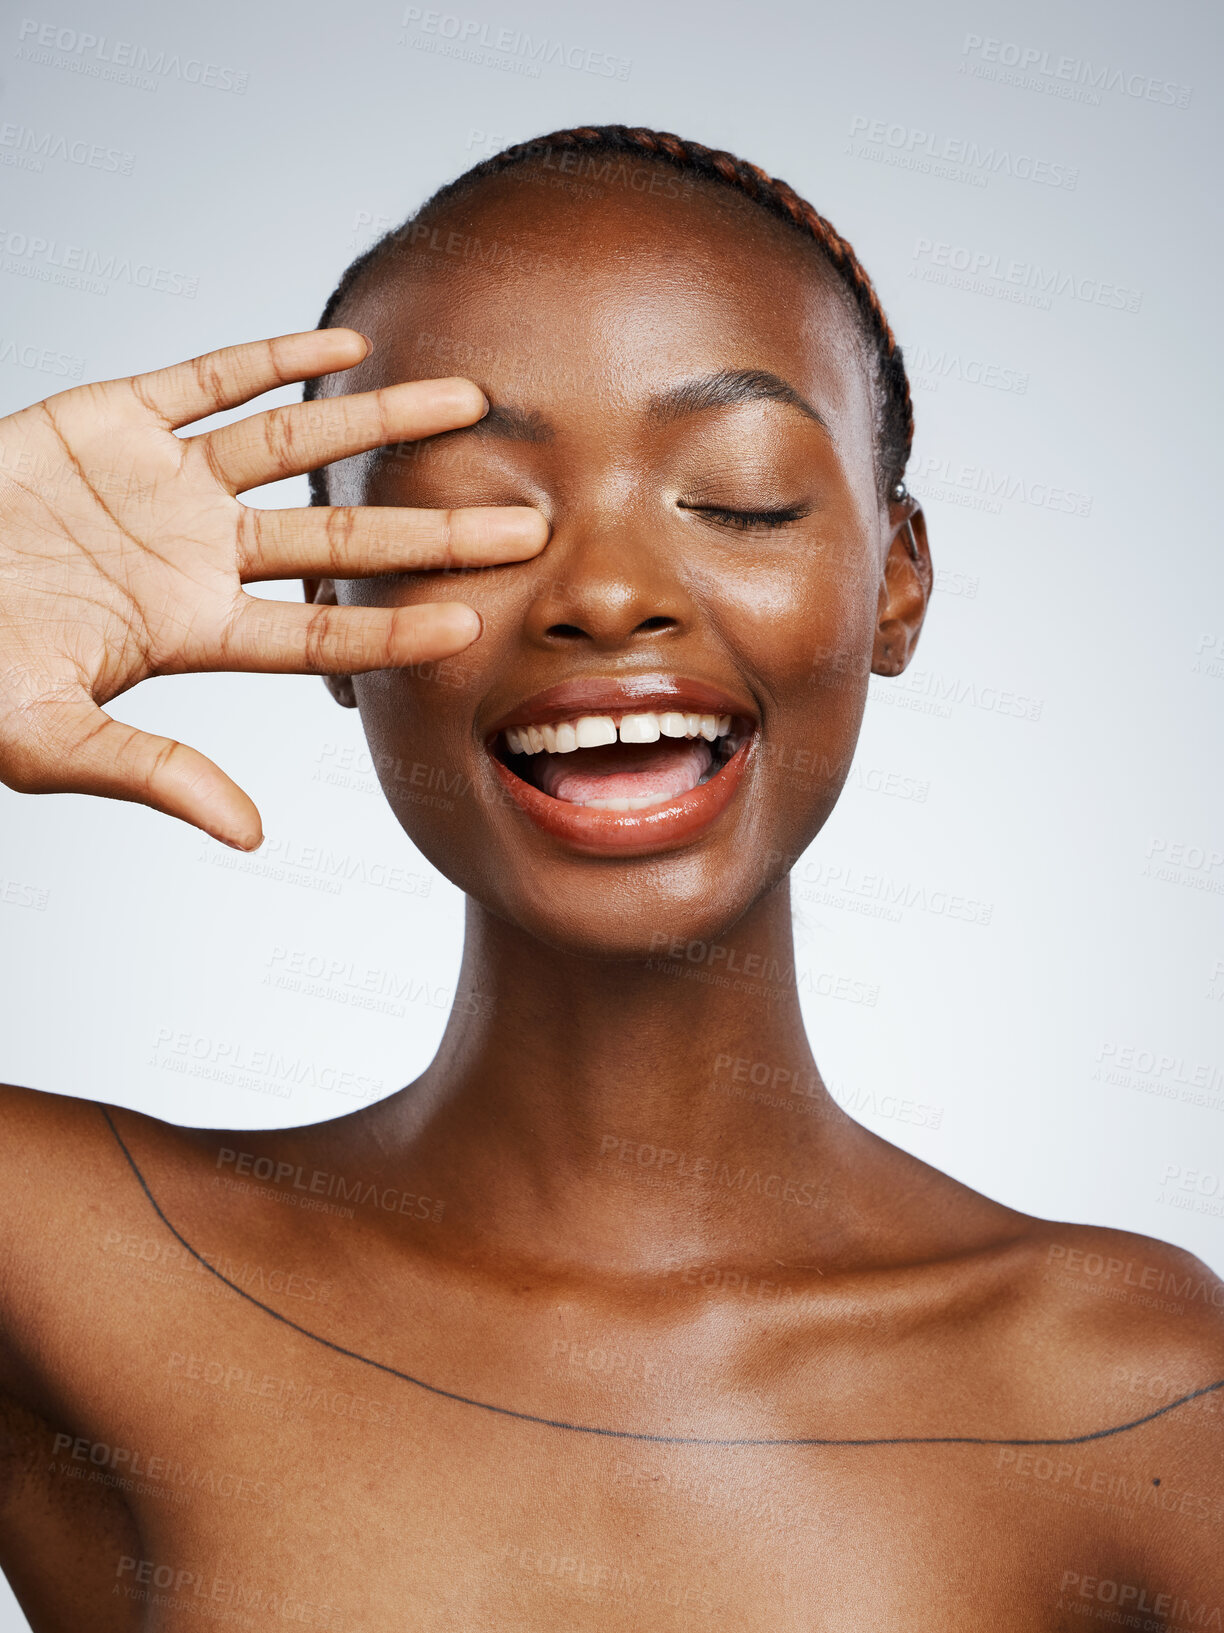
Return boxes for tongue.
[534,739,714,805]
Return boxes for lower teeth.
[504,732,741,811]
[579,792,671,811]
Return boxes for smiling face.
[310,168,930,958]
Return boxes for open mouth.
[485,687,757,855]
[497,710,742,809]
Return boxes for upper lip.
[485,674,759,737]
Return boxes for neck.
[388,881,874,1272]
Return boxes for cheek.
[347,668,456,804]
[349,665,494,889]
[341,579,514,873]
[709,526,878,700]
[714,534,876,842]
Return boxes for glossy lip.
[483,673,758,858]
[485,674,757,735]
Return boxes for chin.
[362,677,845,963]
[475,850,777,964]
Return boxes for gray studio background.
[0,0,1220,1617]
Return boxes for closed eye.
[678,502,811,532]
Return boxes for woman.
[0,126,1220,1628]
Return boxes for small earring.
[892,482,908,501]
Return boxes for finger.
[3,698,263,850]
[129,329,373,430]
[218,596,482,676]
[195,377,488,495]
[237,504,549,582]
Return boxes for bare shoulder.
[0,1078,229,1217]
[969,1216,1224,1592]
[0,1085,154,1628]
[0,1083,376,1362]
[0,1080,124,1227]
[0,1083,200,1361]
[1009,1216,1224,1381]
[871,1136,1223,1379]
[908,1177,1224,1441]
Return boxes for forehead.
[338,168,873,430]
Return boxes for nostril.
[542,614,679,641]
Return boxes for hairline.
[309,152,887,503]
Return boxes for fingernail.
[219,831,264,853]
[494,509,549,545]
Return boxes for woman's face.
[314,170,929,958]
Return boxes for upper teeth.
[504,712,733,756]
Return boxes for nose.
[520,509,692,651]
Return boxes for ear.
[872,496,932,678]
[302,577,357,708]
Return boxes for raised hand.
[0,329,546,849]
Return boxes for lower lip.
[489,734,754,856]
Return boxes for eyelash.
[679,503,810,532]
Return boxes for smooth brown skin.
[0,170,1221,1630]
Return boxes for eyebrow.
[465,401,554,442]
[648,368,829,429]
[366,396,552,477]
[393,367,827,458]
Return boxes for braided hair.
[306,124,913,505]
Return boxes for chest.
[93,1348,1141,1632]
[45,1214,1181,1631]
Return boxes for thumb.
[2,696,263,850]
